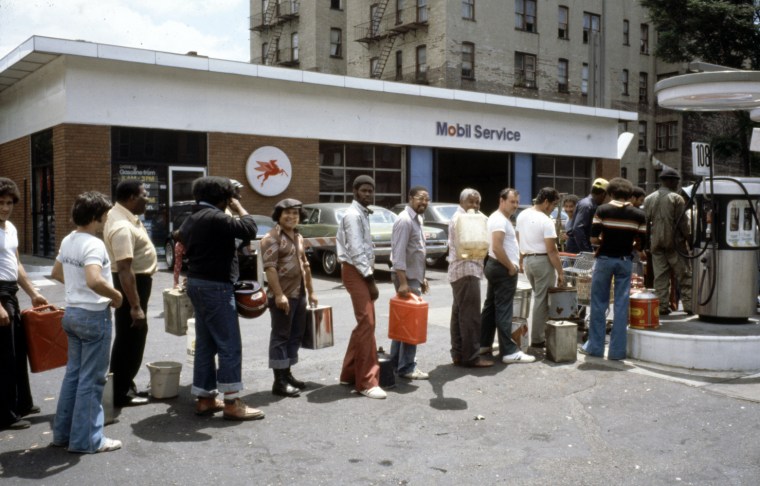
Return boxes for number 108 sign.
[692,142,712,177]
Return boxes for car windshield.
[334,207,397,225]
[432,205,459,221]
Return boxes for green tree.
[641,0,760,69]
[642,0,760,175]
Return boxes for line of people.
[0,169,694,445]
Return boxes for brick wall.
[0,136,32,252]
[208,133,319,216]
[53,124,112,248]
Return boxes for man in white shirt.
[481,188,536,364]
[515,187,565,347]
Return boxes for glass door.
[168,166,206,231]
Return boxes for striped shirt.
[591,200,647,257]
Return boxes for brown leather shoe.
[195,397,224,416]
[466,357,495,368]
[223,398,265,421]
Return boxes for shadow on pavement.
[304,383,357,404]
[426,362,502,411]
[0,446,81,481]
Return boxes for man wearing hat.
[336,175,386,399]
[567,178,609,254]
[644,167,692,315]
[260,198,317,397]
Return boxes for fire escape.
[354,1,428,80]
[251,1,300,66]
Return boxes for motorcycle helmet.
[234,280,267,319]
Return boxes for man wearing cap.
[180,176,264,420]
[337,175,385,399]
[567,178,609,254]
[644,167,692,315]
[261,199,317,398]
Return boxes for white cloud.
[0,0,250,61]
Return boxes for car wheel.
[321,250,339,277]
[426,255,444,267]
[165,241,175,268]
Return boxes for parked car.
[392,202,460,266]
[298,203,448,276]
[163,201,272,269]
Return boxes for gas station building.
[0,36,635,259]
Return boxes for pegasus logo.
[254,159,289,186]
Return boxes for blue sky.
[0,0,251,61]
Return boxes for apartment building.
[249,0,699,194]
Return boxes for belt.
[524,253,547,257]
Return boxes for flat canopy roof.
[0,36,637,158]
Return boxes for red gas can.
[388,293,428,345]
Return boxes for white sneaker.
[359,386,387,399]
[502,351,536,364]
[96,438,122,453]
[401,369,429,380]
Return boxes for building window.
[623,19,630,45]
[330,0,341,10]
[395,50,403,80]
[396,0,403,24]
[370,3,381,37]
[330,28,342,57]
[619,121,628,133]
[581,63,589,95]
[515,0,537,32]
[558,6,569,39]
[583,12,601,44]
[462,0,475,20]
[557,58,568,93]
[417,0,428,23]
[416,45,427,82]
[639,72,648,104]
[622,69,629,95]
[534,155,592,196]
[318,142,403,207]
[370,57,379,78]
[291,32,299,61]
[621,167,627,179]
[515,52,537,88]
[274,37,280,62]
[462,42,475,79]
[638,121,648,151]
[640,23,649,54]
[261,42,268,64]
[638,168,647,187]
[656,121,679,151]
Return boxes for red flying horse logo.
[254,159,289,186]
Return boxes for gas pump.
[688,177,760,322]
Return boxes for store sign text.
[436,122,521,142]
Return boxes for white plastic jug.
[455,209,489,259]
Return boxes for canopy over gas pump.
[655,67,760,322]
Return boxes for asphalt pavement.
[1,259,759,485]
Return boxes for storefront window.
[319,142,404,207]
[534,155,591,198]
[111,127,207,256]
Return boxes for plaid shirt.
[447,206,484,283]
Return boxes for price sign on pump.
[692,142,712,177]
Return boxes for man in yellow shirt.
[104,180,157,407]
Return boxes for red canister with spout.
[629,289,659,329]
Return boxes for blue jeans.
[480,258,519,357]
[268,295,307,369]
[582,256,632,360]
[187,278,243,396]
[390,275,421,375]
[53,306,112,453]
